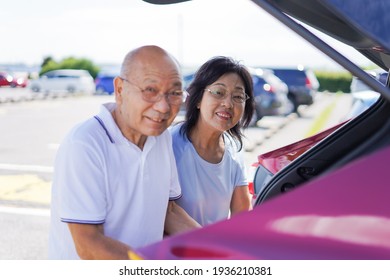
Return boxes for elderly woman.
[170,56,255,226]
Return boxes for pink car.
[131,0,390,260]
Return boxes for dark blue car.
[251,68,293,124]
[95,73,116,95]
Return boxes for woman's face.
[198,72,246,133]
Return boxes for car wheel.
[95,86,106,95]
[288,94,300,114]
[249,108,263,127]
[31,85,40,92]
[67,86,75,94]
[255,106,264,121]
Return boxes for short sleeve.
[55,139,107,223]
[166,130,182,200]
[234,147,249,187]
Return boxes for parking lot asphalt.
[0,92,352,209]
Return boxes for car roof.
[247,67,273,77]
[45,69,90,75]
[271,68,306,72]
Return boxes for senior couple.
[48,45,255,259]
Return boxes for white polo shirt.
[48,102,181,259]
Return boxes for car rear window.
[57,75,81,78]
[272,69,307,85]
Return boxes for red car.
[0,71,28,88]
[130,0,390,260]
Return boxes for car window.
[264,73,281,85]
[252,75,265,85]
[272,70,307,85]
[57,75,78,78]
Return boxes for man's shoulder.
[62,117,102,147]
[72,116,99,134]
[69,103,115,142]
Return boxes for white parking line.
[0,206,50,217]
[47,143,60,150]
[0,163,53,173]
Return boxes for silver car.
[30,69,95,95]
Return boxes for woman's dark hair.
[181,56,254,151]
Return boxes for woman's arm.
[230,185,253,216]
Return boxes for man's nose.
[153,94,171,113]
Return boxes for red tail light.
[263,83,275,93]
[305,77,312,88]
[248,181,254,195]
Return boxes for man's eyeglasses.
[205,87,249,104]
[119,77,188,105]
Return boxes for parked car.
[350,69,387,93]
[29,69,95,94]
[0,71,28,88]
[129,0,390,260]
[250,68,293,123]
[346,69,388,119]
[0,71,14,87]
[95,72,116,95]
[183,72,195,90]
[271,67,319,114]
[345,91,380,120]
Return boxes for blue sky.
[2,0,372,70]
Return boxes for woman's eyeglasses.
[205,87,249,104]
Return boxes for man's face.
[114,57,182,140]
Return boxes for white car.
[350,69,387,93]
[346,69,388,119]
[345,90,380,119]
[30,69,95,95]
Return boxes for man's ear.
[114,77,123,101]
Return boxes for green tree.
[315,70,352,93]
[39,57,100,78]
[41,56,55,69]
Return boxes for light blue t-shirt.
[170,123,248,226]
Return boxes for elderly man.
[49,45,200,259]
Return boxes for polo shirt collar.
[97,103,156,150]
